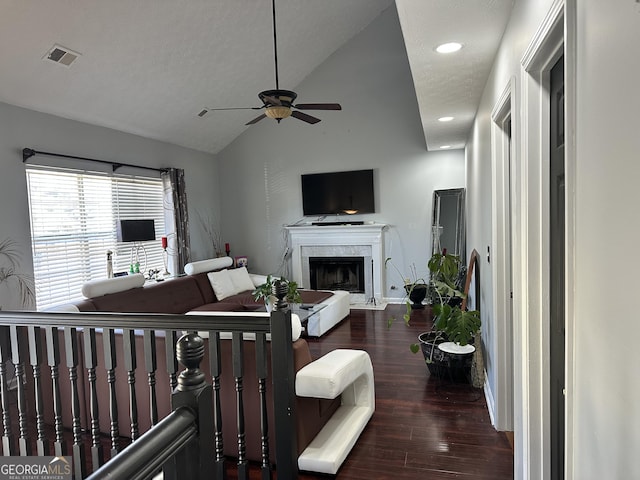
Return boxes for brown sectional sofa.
[59,263,348,465]
[74,270,333,315]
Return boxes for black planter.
[405,284,427,309]
[418,331,473,382]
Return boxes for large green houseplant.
[416,251,480,379]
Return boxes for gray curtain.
[161,168,191,275]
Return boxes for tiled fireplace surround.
[286,224,387,305]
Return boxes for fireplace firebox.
[309,256,365,293]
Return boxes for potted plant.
[416,250,481,379]
[384,258,428,323]
[252,274,302,312]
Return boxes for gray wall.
[216,5,465,299]
[0,101,220,308]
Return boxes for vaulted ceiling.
[0,0,512,154]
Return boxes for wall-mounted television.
[301,169,375,216]
[117,219,156,242]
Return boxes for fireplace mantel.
[286,223,387,304]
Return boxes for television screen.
[117,219,156,242]
[301,169,375,216]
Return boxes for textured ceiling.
[0,0,512,154]
[396,0,513,150]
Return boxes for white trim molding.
[490,77,516,432]
[518,0,571,478]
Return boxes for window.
[26,166,166,309]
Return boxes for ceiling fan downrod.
[272,0,280,91]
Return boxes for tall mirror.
[431,188,466,262]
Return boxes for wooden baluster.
[208,330,225,477]
[123,329,139,440]
[10,326,30,455]
[256,332,272,479]
[64,327,86,478]
[45,326,65,456]
[143,330,157,427]
[83,327,103,470]
[27,326,47,456]
[165,330,179,391]
[232,331,248,480]
[102,328,119,457]
[0,326,14,455]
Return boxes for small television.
[301,169,375,216]
[117,219,156,242]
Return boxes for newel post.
[270,280,299,478]
[166,333,214,480]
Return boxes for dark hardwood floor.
[18,305,514,479]
[295,304,514,480]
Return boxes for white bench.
[295,349,375,474]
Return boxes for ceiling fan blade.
[291,110,321,124]
[207,106,264,111]
[294,103,342,111]
[245,114,267,125]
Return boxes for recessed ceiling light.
[440,145,452,149]
[435,42,463,54]
[438,116,454,122]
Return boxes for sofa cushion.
[186,272,215,304]
[89,275,205,314]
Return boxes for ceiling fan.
[203,0,342,126]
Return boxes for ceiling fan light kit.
[265,106,292,121]
[205,0,342,126]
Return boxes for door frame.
[518,0,577,478]
[491,77,515,432]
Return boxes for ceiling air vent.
[43,44,80,67]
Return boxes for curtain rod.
[22,148,167,174]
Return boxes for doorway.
[491,80,515,432]
[549,54,565,480]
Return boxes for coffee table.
[291,303,327,336]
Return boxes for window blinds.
[26,166,166,310]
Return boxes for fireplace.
[286,223,387,305]
[309,256,365,293]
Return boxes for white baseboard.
[483,369,497,428]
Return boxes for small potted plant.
[384,258,428,323]
[252,274,302,312]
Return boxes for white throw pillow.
[207,269,238,300]
[228,267,255,293]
